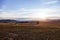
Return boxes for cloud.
[0,7,60,19]
[41,0,59,6]
[46,0,58,4]
[0,0,60,19]
[0,8,32,18]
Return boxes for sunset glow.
[0,0,60,19]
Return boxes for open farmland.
[0,21,60,40]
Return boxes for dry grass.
[0,22,60,40]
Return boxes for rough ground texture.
[0,26,60,40]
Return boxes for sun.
[31,8,51,19]
[31,12,48,19]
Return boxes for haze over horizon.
[0,0,60,19]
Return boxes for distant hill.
[0,18,36,22]
[14,18,35,21]
[0,19,17,22]
[49,19,60,22]
[0,18,60,27]
[0,18,38,23]
[39,19,60,28]
[0,18,34,21]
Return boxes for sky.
[0,0,60,19]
